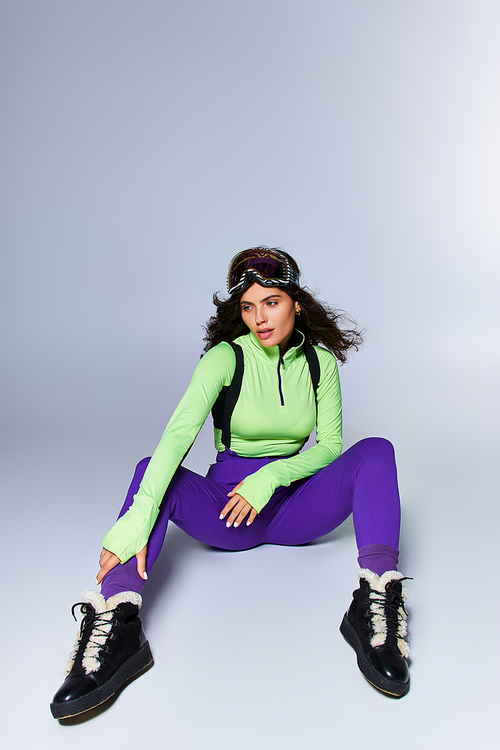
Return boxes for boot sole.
[50,641,154,719]
[340,614,409,698]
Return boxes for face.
[239,283,301,353]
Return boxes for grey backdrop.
[2,1,499,748]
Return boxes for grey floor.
[3,421,498,749]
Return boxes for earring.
[296,308,301,316]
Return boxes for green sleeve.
[236,349,342,512]
[102,343,236,562]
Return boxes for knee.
[356,437,395,462]
[135,457,151,472]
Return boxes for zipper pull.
[277,357,285,406]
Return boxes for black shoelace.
[71,602,117,655]
[368,577,412,634]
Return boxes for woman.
[51,247,411,719]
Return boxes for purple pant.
[101,437,401,598]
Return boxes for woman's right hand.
[96,545,148,585]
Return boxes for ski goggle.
[227,248,299,295]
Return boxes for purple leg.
[101,455,271,598]
[264,438,401,574]
[101,437,402,597]
[100,458,151,598]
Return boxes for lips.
[257,328,274,340]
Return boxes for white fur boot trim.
[65,590,143,675]
[358,569,410,657]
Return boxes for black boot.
[340,569,410,698]
[51,590,153,719]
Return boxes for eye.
[267,300,278,307]
[241,305,252,312]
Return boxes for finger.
[246,508,258,526]
[136,545,148,581]
[225,497,245,526]
[219,496,239,520]
[96,563,111,584]
[98,549,113,571]
[227,479,244,499]
[99,547,116,565]
[96,551,120,584]
[227,498,248,527]
[233,502,254,528]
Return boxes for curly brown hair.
[203,247,363,363]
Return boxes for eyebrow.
[240,293,282,306]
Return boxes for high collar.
[237,328,306,367]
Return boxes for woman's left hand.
[220,481,258,528]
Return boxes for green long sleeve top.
[102,330,342,562]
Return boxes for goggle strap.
[227,249,298,295]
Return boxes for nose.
[255,306,267,325]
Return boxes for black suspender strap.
[221,342,244,448]
[304,346,320,405]
[301,346,320,448]
[212,342,320,451]
[211,342,244,450]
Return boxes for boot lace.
[367,577,412,646]
[71,602,118,658]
